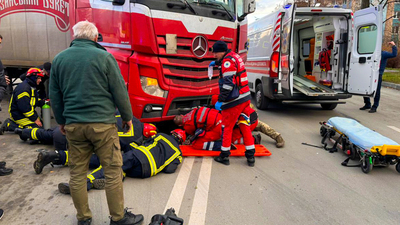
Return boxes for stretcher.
[320,117,400,174]
[180,144,271,157]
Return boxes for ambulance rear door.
[347,6,383,96]
[280,2,295,97]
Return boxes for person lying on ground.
[32,130,185,194]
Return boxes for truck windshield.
[133,0,236,21]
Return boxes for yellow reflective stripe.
[31,128,39,140]
[118,128,134,137]
[17,92,30,99]
[65,151,69,166]
[115,115,121,117]
[130,141,157,176]
[155,136,181,174]
[14,118,34,126]
[122,171,126,177]
[87,165,103,183]
[87,175,95,183]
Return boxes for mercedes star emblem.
[192,36,208,58]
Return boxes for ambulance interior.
[292,14,350,96]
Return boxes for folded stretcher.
[320,117,400,174]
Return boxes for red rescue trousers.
[221,100,255,158]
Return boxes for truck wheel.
[321,103,338,110]
[396,162,400,173]
[255,83,269,110]
[361,156,373,174]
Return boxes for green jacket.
[50,39,132,125]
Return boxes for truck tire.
[396,162,400,173]
[320,103,338,110]
[255,83,269,110]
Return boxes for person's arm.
[49,61,66,125]
[388,44,397,58]
[218,58,237,102]
[382,42,397,59]
[16,92,39,122]
[105,55,133,122]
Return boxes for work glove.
[215,101,222,111]
[209,61,216,67]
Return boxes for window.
[357,25,377,54]
[392,26,399,34]
[302,39,310,57]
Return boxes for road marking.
[164,157,195,214]
[388,126,400,133]
[188,158,213,225]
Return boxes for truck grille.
[157,35,233,88]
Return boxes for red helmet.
[143,123,157,138]
[27,68,44,77]
[171,129,186,144]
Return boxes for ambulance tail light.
[270,52,279,78]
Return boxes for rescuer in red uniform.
[209,41,255,166]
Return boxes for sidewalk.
[382,81,400,91]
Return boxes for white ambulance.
[246,3,383,110]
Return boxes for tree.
[361,0,370,8]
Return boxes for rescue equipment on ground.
[180,144,271,157]
[149,208,183,225]
[42,100,51,130]
[319,117,400,174]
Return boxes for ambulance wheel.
[255,83,269,110]
[320,127,327,137]
[396,162,400,173]
[361,156,373,174]
[320,103,338,110]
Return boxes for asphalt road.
[1,87,400,225]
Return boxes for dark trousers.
[364,73,383,109]
[21,128,53,144]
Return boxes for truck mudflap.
[293,75,336,97]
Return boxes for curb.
[382,81,400,91]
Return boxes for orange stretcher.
[180,144,271,157]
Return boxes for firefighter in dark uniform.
[15,111,157,150]
[1,68,45,133]
[32,112,158,174]
[209,40,255,166]
[55,130,185,194]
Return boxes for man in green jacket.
[50,21,143,225]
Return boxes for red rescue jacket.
[181,107,222,135]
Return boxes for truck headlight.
[140,76,165,98]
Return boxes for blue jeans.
[363,73,383,109]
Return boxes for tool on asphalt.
[180,144,271,157]
[301,142,324,149]
[319,117,400,174]
[42,100,51,130]
[149,208,183,225]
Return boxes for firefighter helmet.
[26,68,44,77]
[171,129,186,144]
[143,123,157,138]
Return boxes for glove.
[209,61,216,67]
[215,101,222,111]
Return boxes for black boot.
[253,133,262,145]
[214,156,230,165]
[0,161,5,168]
[14,128,29,141]
[0,167,13,176]
[247,157,255,167]
[33,150,61,174]
[58,183,71,194]
[360,105,371,110]
[78,218,92,225]
[110,208,144,225]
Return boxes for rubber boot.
[33,150,62,174]
[214,150,230,165]
[275,135,285,148]
[245,148,256,167]
[0,167,13,176]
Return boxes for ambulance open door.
[347,6,383,96]
[280,3,295,97]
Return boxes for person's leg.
[253,121,284,147]
[64,123,94,222]
[86,123,124,221]
[33,149,66,174]
[372,73,383,110]
[238,104,256,166]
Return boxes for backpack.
[318,49,331,71]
